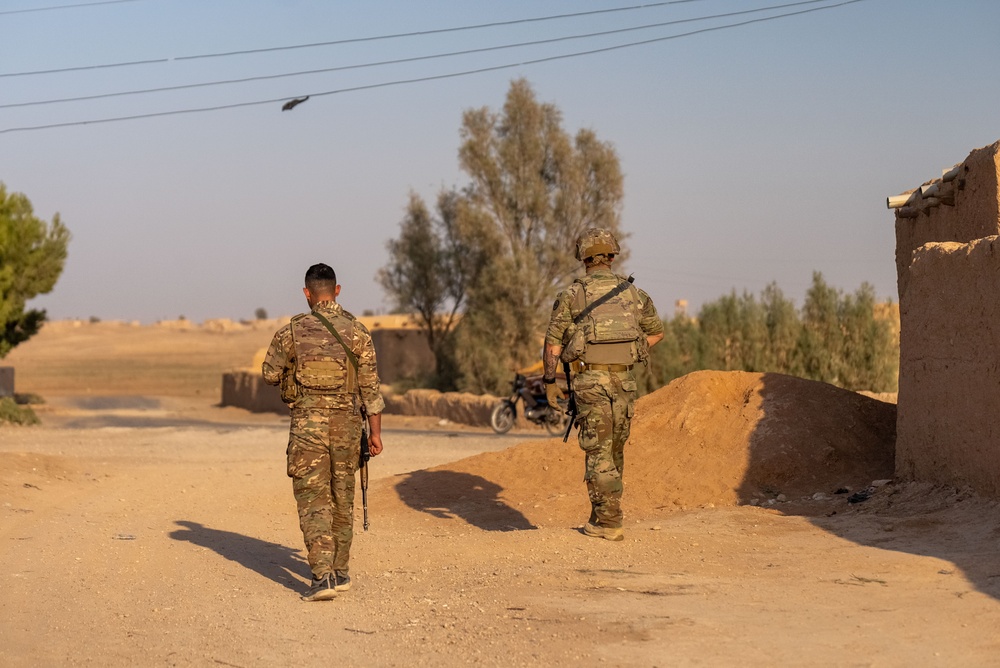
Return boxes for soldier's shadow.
[169,520,307,593]
[394,470,537,531]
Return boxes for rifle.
[359,407,371,531]
[561,361,578,443]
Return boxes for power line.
[0,0,866,135]
[0,0,143,16]
[0,0,845,110]
[0,57,171,78]
[0,0,709,78]
[177,0,711,61]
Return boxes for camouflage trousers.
[574,369,637,529]
[286,406,362,579]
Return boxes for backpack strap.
[572,275,635,325]
[312,310,359,374]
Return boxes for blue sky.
[2,0,998,323]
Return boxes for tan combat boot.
[583,522,624,541]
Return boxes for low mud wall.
[897,238,1000,497]
[371,329,435,385]
[219,371,500,427]
[220,371,287,414]
[384,389,498,427]
[0,367,13,397]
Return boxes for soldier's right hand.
[545,381,562,408]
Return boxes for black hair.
[304,263,337,294]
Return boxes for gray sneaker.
[334,571,352,592]
[301,574,337,601]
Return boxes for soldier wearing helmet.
[542,228,664,541]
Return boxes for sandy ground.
[2,322,1000,666]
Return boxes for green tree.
[760,282,801,374]
[836,282,896,392]
[643,275,895,393]
[799,272,845,384]
[380,78,627,395]
[698,291,769,372]
[0,184,70,358]
[643,312,703,390]
[454,78,626,393]
[378,190,493,389]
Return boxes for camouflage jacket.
[545,268,663,364]
[262,300,384,414]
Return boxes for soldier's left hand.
[368,433,384,456]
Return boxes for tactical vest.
[566,272,643,365]
[289,312,357,395]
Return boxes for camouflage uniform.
[546,268,662,529]
[262,300,384,580]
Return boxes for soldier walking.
[262,263,385,601]
[543,229,663,541]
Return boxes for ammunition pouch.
[279,373,299,404]
[560,323,587,363]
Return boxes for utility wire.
[0,0,866,135]
[177,0,711,61]
[0,0,709,78]
[0,0,143,16]
[1,0,844,110]
[0,57,171,78]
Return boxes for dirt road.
[2,395,999,667]
[3,321,1000,666]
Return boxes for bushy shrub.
[0,397,39,425]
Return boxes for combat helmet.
[574,228,620,262]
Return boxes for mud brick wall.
[0,367,13,397]
[383,388,499,427]
[371,329,435,385]
[895,143,1000,298]
[894,141,1000,497]
[220,371,287,414]
[897,238,1000,496]
[219,371,502,427]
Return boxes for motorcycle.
[489,373,570,436]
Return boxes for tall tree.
[643,312,702,391]
[0,184,70,358]
[646,276,896,393]
[378,190,491,389]
[837,282,896,392]
[455,78,626,393]
[799,272,844,384]
[760,282,801,375]
[380,78,627,395]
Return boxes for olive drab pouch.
[577,273,642,345]
[279,371,299,404]
[289,312,357,394]
[560,321,588,363]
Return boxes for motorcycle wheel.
[490,401,516,434]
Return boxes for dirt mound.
[379,371,896,526]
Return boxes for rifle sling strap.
[312,310,360,374]
[572,275,635,325]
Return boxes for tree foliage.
[378,190,493,389]
[380,79,627,394]
[646,274,898,393]
[0,184,70,358]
